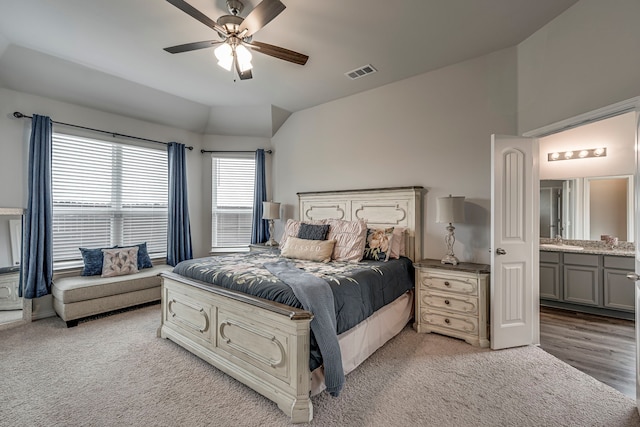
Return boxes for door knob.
[496,248,507,255]
[626,272,640,281]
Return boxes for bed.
[158,187,424,423]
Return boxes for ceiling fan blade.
[238,0,286,38]
[166,0,228,37]
[164,40,222,54]
[234,56,253,80]
[247,41,308,66]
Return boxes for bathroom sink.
[540,243,584,251]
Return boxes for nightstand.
[414,259,490,347]
[249,243,280,253]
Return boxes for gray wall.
[272,48,518,264]
[517,0,640,134]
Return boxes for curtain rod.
[200,149,273,154]
[13,112,194,151]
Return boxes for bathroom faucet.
[554,235,563,245]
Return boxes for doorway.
[524,98,640,397]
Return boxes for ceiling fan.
[164,0,309,80]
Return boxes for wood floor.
[539,306,636,399]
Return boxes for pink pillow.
[389,227,407,259]
[326,219,368,262]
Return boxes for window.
[211,154,255,250]
[52,133,168,266]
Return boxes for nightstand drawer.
[419,271,478,296]
[420,290,478,315]
[420,309,479,335]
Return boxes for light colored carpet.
[1,304,638,427]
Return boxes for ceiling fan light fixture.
[236,44,253,71]
[217,56,234,71]
[214,43,233,61]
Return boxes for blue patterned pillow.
[119,242,153,269]
[363,227,395,262]
[80,246,115,276]
[297,223,330,240]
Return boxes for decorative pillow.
[326,219,368,262]
[118,242,153,269]
[281,237,336,263]
[297,223,330,241]
[79,246,116,276]
[363,227,395,262]
[280,219,328,248]
[101,247,139,278]
[389,227,407,259]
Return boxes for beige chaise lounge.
[52,264,172,327]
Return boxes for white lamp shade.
[214,43,232,61]
[436,196,465,224]
[262,201,281,220]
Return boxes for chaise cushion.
[52,264,171,304]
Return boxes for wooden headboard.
[297,187,424,261]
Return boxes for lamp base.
[265,238,279,247]
[265,219,278,246]
[441,254,459,265]
[441,223,459,265]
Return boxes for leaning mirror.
[0,208,30,331]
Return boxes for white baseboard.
[32,307,56,320]
[30,294,57,320]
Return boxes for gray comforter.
[172,252,414,373]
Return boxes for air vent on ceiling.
[345,64,377,80]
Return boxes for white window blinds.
[211,155,255,249]
[52,134,168,265]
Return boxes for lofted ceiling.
[0,0,579,137]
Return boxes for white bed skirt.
[310,290,414,395]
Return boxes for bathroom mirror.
[540,175,633,242]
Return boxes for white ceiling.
[0,0,579,137]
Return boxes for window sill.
[210,247,250,255]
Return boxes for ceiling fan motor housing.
[217,14,243,35]
[226,0,244,15]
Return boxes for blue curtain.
[251,149,268,244]
[20,115,53,299]
[167,142,193,266]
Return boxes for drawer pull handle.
[444,299,450,305]
[444,318,450,324]
[444,281,451,287]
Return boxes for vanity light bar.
[548,147,606,161]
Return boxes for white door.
[491,134,540,349]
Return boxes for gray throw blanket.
[264,261,344,397]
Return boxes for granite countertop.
[539,238,635,257]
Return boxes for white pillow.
[326,219,368,262]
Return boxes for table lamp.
[262,201,281,246]
[436,195,465,265]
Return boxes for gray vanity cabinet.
[540,251,635,319]
[603,255,635,312]
[563,253,600,306]
[540,251,561,301]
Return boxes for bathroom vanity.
[539,240,635,320]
